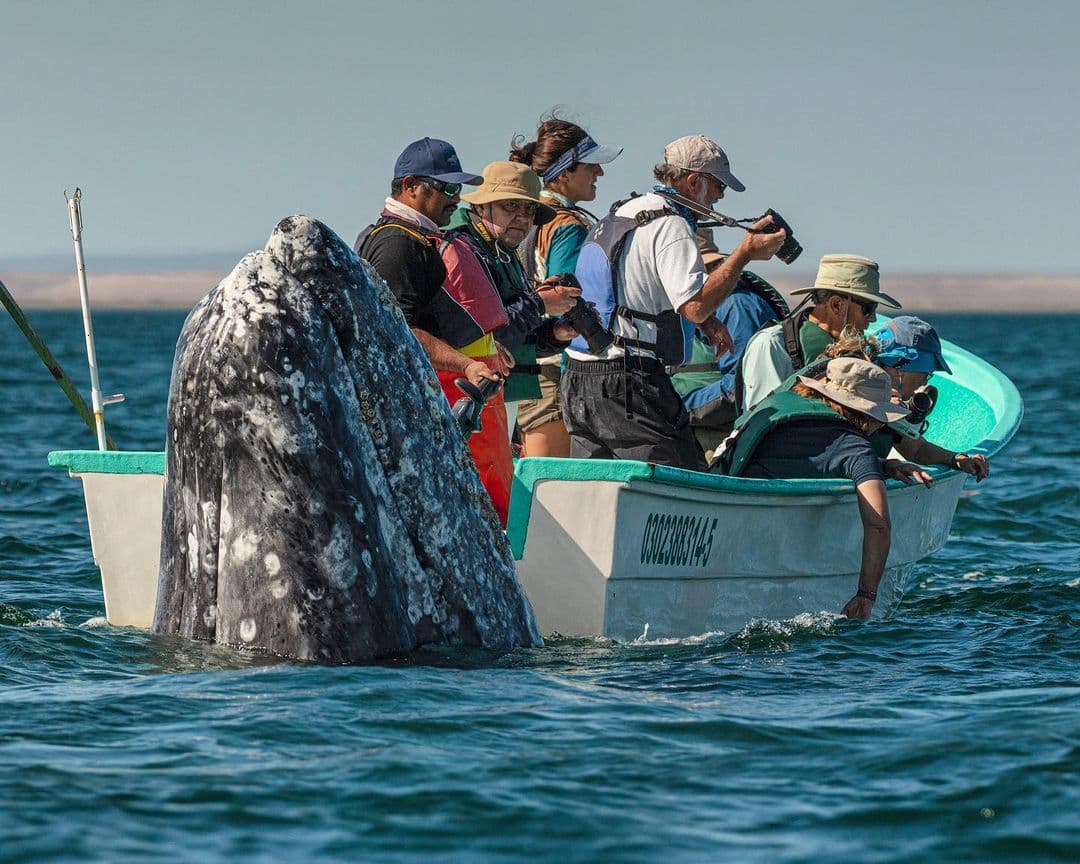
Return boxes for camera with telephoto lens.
[756,208,803,264]
[548,273,615,355]
[902,384,938,427]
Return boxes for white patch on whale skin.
[239,618,257,642]
[325,520,356,591]
[186,527,199,576]
[269,578,289,599]
[286,369,307,405]
[220,494,232,535]
[265,552,281,576]
[230,531,258,563]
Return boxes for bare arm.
[678,216,788,323]
[895,437,990,481]
[411,327,500,387]
[841,478,891,620]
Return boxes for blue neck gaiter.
[652,184,699,232]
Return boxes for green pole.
[0,276,117,450]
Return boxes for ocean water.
[0,309,1076,863]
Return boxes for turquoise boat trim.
[48,450,166,475]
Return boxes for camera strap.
[653,190,761,232]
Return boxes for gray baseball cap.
[663,135,745,192]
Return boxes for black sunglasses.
[419,177,463,198]
[849,297,878,316]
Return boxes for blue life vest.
[571,199,694,366]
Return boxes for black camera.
[451,374,504,440]
[903,384,938,428]
[562,298,613,354]
[756,208,802,265]
[547,273,614,355]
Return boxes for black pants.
[560,357,705,470]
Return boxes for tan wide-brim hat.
[791,253,902,309]
[462,161,556,226]
[696,228,726,268]
[798,357,911,424]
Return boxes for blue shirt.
[680,289,776,411]
[742,420,884,485]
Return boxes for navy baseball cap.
[393,138,483,185]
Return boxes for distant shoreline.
[3,269,1079,312]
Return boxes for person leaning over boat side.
[508,117,622,457]
[716,357,933,619]
[872,316,990,481]
[671,229,790,460]
[444,161,583,415]
[737,254,902,413]
[560,135,786,469]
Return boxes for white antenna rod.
[66,188,109,450]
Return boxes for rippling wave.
[0,311,1076,862]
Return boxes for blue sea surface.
[0,310,1076,863]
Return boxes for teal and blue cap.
[393,138,483,185]
[874,316,951,374]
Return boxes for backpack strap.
[356,218,438,258]
[780,314,804,371]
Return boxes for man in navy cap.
[356,138,503,389]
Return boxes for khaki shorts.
[516,363,564,433]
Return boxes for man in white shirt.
[560,135,785,468]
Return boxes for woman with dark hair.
[508,117,622,457]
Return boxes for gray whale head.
[154,215,541,662]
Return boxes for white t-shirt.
[566,193,705,362]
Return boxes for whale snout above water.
[153,215,541,662]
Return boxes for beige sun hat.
[663,135,745,192]
[798,357,911,424]
[791,254,902,309]
[696,228,726,268]
[462,161,556,225]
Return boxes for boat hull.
[514,473,961,640]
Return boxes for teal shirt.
[545,223,588,278]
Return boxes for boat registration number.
[640,512,718,568]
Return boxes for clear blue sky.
[2,0,1077,272]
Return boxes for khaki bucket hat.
[462,161,556,225]
[798,357,911,424]
[791,254,902,309]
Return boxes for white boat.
[48,330,1021,640]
